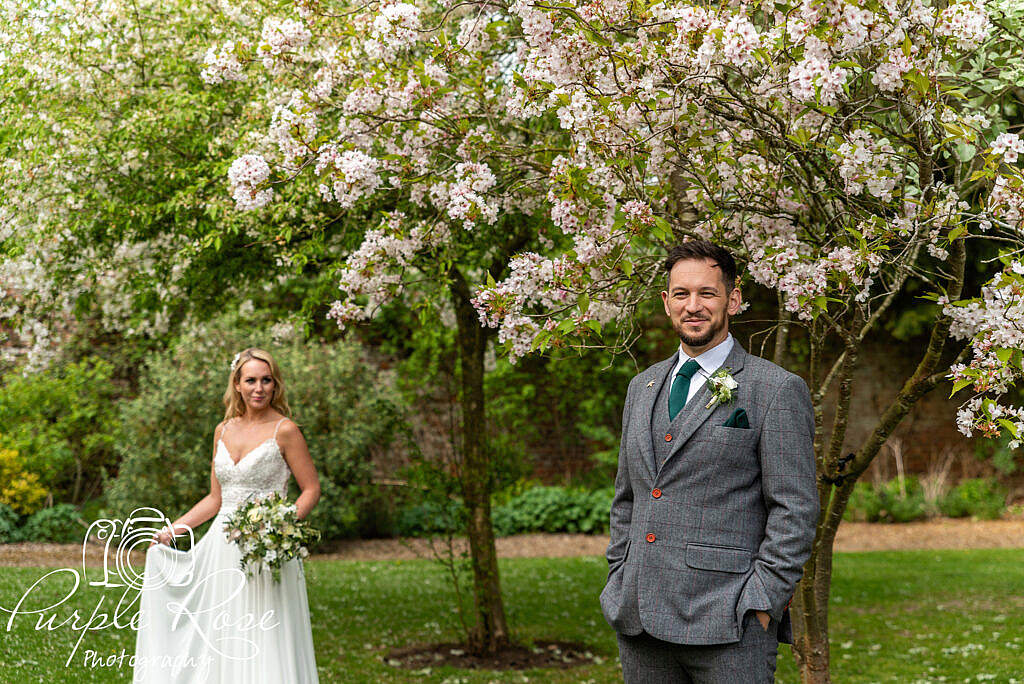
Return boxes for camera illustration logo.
[83,507,196,591]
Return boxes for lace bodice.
[214,418,291,515]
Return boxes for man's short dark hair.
[664,240,737,292]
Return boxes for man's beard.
[676,314,725,348]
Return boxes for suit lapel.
[663,339,748,466]
[635,352,678,482]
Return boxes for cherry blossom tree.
[206,0,1024,675]
[0,0,335,373]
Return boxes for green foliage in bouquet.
[222,491,320,583]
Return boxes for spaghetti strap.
[273,417,286,439]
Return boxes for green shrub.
[0,503,22,543]
[843,481,884,522]
[391,484,615,538]
[104,310,409,545]
[878,476,927,523]
[0,358,119,506]
[491,486,614,536]
[19,504,85,543]
[0,444,48,515]
[939,478,1007,520]
[844,477,926,523]
[393,500,464,537]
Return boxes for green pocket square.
[722,408,749,429]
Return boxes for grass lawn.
[0,548,1021,682]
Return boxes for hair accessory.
[230,352,243,374]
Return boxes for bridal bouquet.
[223,492,320,582]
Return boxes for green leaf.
[955,143,976,162]
[997,418,1019,438]
[904,70,930,95]
[652,216,672,241]
[577,292,590,314]
[950,377,974,397]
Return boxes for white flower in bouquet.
[224,491,321,582]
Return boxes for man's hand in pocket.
[755,610,770,631]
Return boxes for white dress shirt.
[670,332,735,406]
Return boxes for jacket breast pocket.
[710,425,759,449]
[684,542,753,574]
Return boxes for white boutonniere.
[705,367,738,409]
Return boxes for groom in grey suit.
[600,240,819,683]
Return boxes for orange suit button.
[651,489,662,499]
[664,433,672,442]
[646,533,656,543]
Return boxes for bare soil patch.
[1,518,1022,568]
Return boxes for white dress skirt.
[133,420,319,683]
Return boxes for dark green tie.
[669,359,701,421]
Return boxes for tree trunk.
[791,239,967,680]
[451,274,510,653]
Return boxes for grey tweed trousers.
[617,610,780,683]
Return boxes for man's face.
[661,258,742,352]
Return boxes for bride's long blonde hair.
[222,347,293,421]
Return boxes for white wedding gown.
[133,418,319,682]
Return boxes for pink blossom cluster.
[327,214,451,329]
[430,162,499,229]
[200,0,1024,408]
[201,40,247,85]
[788,52,848,105]
[370,0,422,53]
[721,15,761,67]
[935,1,993,50]
[836,130,899,200]
[227,153,273,211]
[315,146,383,209]
[622,200,655,227]
[991,133,1024,163]
[470,249,626,362]
[259,17,312,63]
[987,175,1024,227]
[870,49,914,94]
[942,263,1024,445]
[269,92,320,161]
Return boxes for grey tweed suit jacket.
[599,339,819,645]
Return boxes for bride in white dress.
[133,347,321,682]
